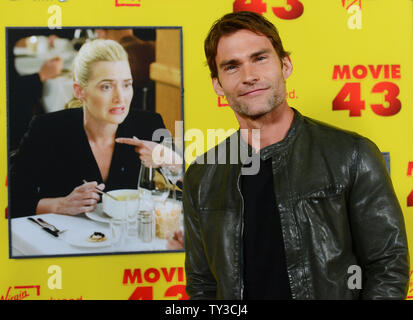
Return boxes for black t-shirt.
[241,156,292,300]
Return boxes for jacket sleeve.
[183,165,217,299]
[9,115,47,217]
[348,137,410,299]
[153,112,166,131]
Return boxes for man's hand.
[38,57,63,82]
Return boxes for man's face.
[212,29,292,118]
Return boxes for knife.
[28,217,59,237]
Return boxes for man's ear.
[281,56,293,80]
[212,77,225,96]
[73,82,85,100]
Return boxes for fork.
[37,218,67,234]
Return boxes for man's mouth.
[109,106,126,114]
[239,87,269,97]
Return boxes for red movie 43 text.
[233,0,304,20]
[408,162,413,207]
[332,64,401,117]
[123,267,188,300]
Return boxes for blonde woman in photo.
[10,39,166,217]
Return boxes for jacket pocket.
[298,184,347,200]
[294,184,350,251]
[293,185,357,297]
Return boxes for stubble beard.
[229,87,286,119]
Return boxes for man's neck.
[236,102,294,152]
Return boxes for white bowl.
[102,189,140,219]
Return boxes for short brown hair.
[204,11,290,78]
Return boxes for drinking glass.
[154,199,182,239]
[110,217,127,248]
[138,164,170,202]
[125,196,140,239]
[159,138,183,200]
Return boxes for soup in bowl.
[102,189,140,219]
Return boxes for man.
[96,28,156,112]
[9,56,63,152]
[9,30,68,151]
[183,11,409,300]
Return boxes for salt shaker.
[139,210,153,243]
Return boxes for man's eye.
[101,84,111,91]
[124,82,132,88]
[225,65,237,72]
[256,55,267,61]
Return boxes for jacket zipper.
[237,170,245,300]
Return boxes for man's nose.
[241,63,259,84]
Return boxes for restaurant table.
[10,204,173,257]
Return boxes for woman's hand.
[166,230,184,250]
[116,137,160,167]
[59,181,105,215]
[36,181,105,215]
[116,136,183,172]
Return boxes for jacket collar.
[238,108,304,163]
[204,108,304,168]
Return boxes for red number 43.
[233,0,304,20]
[128,285,189,300]
[408,162,413,207]
[332,82,401,117]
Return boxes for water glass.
[125,197,140,239]
[110,218,127,248]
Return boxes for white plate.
[62,229,111,248]
[85,203,112,224]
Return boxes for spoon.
[82,180,120,201]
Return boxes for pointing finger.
[115,137,145,147]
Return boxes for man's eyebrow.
[218,59,240,70]
[218,48,272,69]
[250,49,271,58]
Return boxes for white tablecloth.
[11,212,171,257]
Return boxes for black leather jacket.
[183,109,409,300]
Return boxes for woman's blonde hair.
[66,39,128,109]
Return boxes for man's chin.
[233,105,275,119]
[232,96,286,119]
